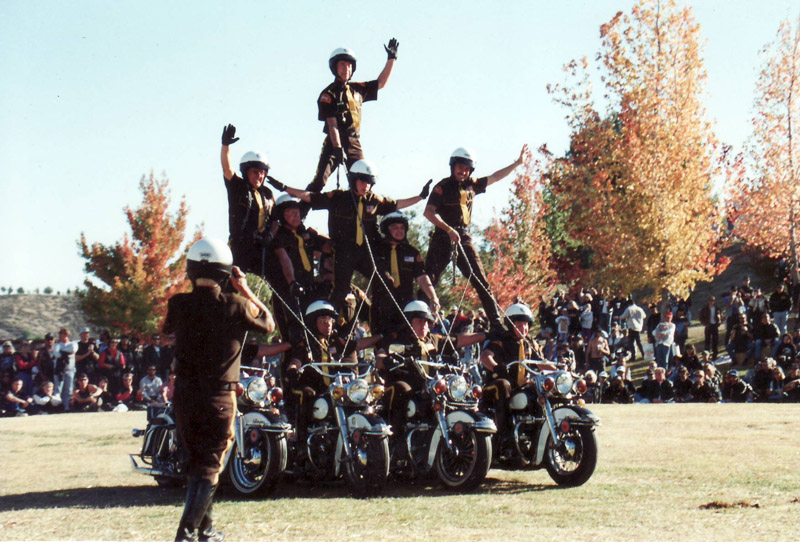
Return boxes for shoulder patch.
[319,94,332,104]
[433,186,443,195]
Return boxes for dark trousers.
[383,381,413,436]
[173,381,236,484]
[704,324,719,359]
[627,330,643,359]
[483,378,512,436]
[231,238,266,276]
[331,244,374,314]
[425,231,500,323]
[370,293,410,335]
[307,134,364,193]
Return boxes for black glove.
[289,281,305,299]
[221,124,239,146]
[333,147,346,166]
[384,38,399,60]
[254,230,274,247]
[419,179,432,199]
[266,175,286,191]
[491,364,509,381]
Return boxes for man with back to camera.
[220,124,278,276]
[308,39,398,194]
[164,237,275,542]
[423,145,528,331]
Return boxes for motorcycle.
[130,365,290,496]
[488,359,600,487]
[292,360,391,497]
[385,347,495,492]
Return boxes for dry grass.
[0,404,797,541]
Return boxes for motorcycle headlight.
[347,379,370,404]
[555,371,574,396]
[243,376,268,404]
[447,375,468,401]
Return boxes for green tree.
[16,287,24,294]
[44,286,53,295]
[78,171,202,335]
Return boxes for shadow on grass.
[0,484,184,512]
[0,475,556,511]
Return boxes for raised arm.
[486,144,528,186]
[221,124,239,181]
[376,38,398,90]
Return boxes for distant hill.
[0,294,90,340]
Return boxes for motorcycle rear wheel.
[544,425,597,487]
[344,435,390,497]
[435,429,492,492]
[227,431,286,497]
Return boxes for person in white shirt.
[654,312,676,369]
[620,298,646,360]
[138,365,164,405]
[52,328,77,411]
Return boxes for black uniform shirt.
[291,332,357,392]
[427,176,489,230]
[224,173,274,243]
[309,189,397,245]
[483,330,539,388]
[317,80,379,135]
[271,224,326,291]
[378,329,457,390]
[163,285,272,383]
[373,239,426,303]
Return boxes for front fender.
[426,410,497,469]
[334,411,391,477]
[534,406,599,465]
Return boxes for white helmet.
[187,237,233,284]
[506,303,534,323]
[239,151,270,177]
[449,147,476,170]
[305,300,338,321]
[348,159,377,186]
[329,47,357,76]
[403,300,434,322]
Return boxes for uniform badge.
[330,346,338,356]
[366,205,376,214]
[404,256,414,262]
[433,186,443,195]
[319,94,332,104]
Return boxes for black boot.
[198,485,224,542]
[175,478,217,542]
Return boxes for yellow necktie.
[320,338,331,386]
[355,199,364,246]
[346,85,361,133]
[459,189,471,226]
[255,190,266,232]
[517,340,526,387]
[293,231,312,272]
[390,245,401,288]
[419,340,430,374]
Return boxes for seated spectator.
[751,359,777,401]
[726,313,753,366]
[703,363,722,394]
[95,376,119,411]
[765,366,787,402]
[637,367,674,403]
[138,365,163,405]
[160,373,176,404]
[71,373,102,412]
[116,372,145,411]
[673,367,694,403]
[720,370,753,403]
[753,313,780,362]
[691,370,719,403]
[608,324,627,352]
[3,376,33,416]
[581,370,602,404]
[780,365,800,402]
[773,334,796,369]
[32,380,63,414]
[601,375,633,404]
[610,350,631,382]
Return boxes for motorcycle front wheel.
[343,434,390,497]
[435,429,492,492]
[227,430,287,497]
[544,425,597,487]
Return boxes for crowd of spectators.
[1,328,178,416]
[3,276,799,416]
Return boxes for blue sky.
[0,0,797,292]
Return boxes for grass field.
[0,404,797,542]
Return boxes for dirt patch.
[700,500,761,510]
[0,294,89,340]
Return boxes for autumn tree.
[78,172,202,335]
[732,15,800,289]
[544,0,731,304]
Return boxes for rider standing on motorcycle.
[423,145,528,330]
[376,301,485,444]
[284,300,382,458]
[164,238,275,542]
[270,194,332,343]
[370,212,440,335]
[480,303,547,442]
